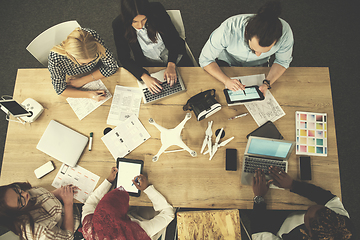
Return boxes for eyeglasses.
[12,185,26,209]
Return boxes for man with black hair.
[251,167,354,239]
[199,1,293,95]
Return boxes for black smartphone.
[0,99,31,117]
[226,148,237,171]
[300,156,311,180]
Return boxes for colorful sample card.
[296,111,327,156]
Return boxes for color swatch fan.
[295,111,327,156]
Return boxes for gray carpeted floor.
[0,1,359,239]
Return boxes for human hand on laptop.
[269,166,293,189]
[164,62,177,87]
[142,74,163,94]
[252,169,271,197]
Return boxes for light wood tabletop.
[0,67,340,210]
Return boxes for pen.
[132,177,139,186]
[88,132,93,151]
[228,113,248,120]
[238,79,246,96]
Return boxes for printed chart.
[296,111,327,156]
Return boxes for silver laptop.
[138,68,186,104]
[37,120,88,167]
[241,136,295,185]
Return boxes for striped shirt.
[23,187,80,240]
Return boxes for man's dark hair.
[245,0,283,47]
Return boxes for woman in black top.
[112,0,192,94]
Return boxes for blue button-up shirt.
[199,14,294,68]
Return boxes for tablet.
[223,86,264,105]
[115,158,144,197]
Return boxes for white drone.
[149,113,197,162]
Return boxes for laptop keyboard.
[244,156,286,174]
[143,80,184,103]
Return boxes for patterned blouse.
[23,187,80,240]
[48,28,118,95]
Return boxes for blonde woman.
[48,27,118,101]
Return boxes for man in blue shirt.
[199,1,293,94]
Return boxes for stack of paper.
[102,114,151,160]
[52,164,100,203]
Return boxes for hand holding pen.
[132,174,149,191]
[90,90,106,102]
[224,78,246,91]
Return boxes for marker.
[88,132,93,151]
[228,113,248,120]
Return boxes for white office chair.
[26,20,81,66]
[166,10,199,67]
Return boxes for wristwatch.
[253,195,265,204]
[263,79,271,89]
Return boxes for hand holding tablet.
[115,158,144,197]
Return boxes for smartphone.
[226,148,237,171]
[0,99,31,117]
[300,156,311,180]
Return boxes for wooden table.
[0,67,340,210]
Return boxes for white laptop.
[241,136,295,185]
[137,68,186,104]
[37,120,88,167]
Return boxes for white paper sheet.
[102,115,151,160]
[230,74,285,126]
[106,85,142,126]
[66,80,112,120]
[244,90,285,126]
[52,163,100,203]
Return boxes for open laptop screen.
[247,138,293,158]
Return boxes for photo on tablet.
[115,158,143,197]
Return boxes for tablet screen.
[228,87,261,101]
[116,160,142,194]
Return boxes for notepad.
[101,115,151,160]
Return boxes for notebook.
[241,136,295,185]
[138,68,186,104]
[36,120,88,167]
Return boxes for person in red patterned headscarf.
[79,167,174,240]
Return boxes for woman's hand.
[88,90,106,101]
[107,167,118,183]
[164,62,177,87]
[224,78,245,91]
[132,174,149,191]
[269,166,293,189]
[52,184,77,205]
[142,74,163,94]
[252,169,271,197]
